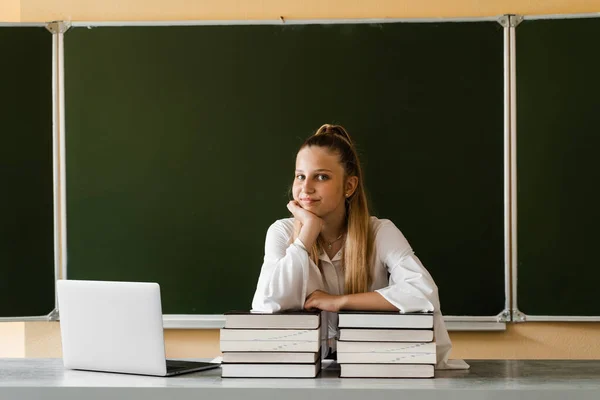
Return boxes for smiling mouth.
[300,199,319,204]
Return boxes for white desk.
[1,359,599,400]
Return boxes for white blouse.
[251,216,469,370]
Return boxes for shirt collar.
[319,248,343,263]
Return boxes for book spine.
[220,340,320,352]
[338,315,434,329]
[220,329,319,341]
[224,319,320,329]
[337,352,436,364]
[338,329,434,342]
[337,341,436,353]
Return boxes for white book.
[341,363,434,378]
[220,339,320,352]
[221,360,321,378]
[220,328,320,342]
[337,341,435,353]
[224,311,320,329]
[337,341,436,364]
[338,311,433,329]
[337,352,436,364]
[339,328,433,342]
[222,352,319,364]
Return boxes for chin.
[311,208,331,218]
[302,204,320,212]
[302,204,323,213]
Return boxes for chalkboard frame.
[8,15,599,325]
[512,13,600,322]
[57,17,511,330]
[0,22,60,321]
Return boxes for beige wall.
[16,0,600,22]
[0,0,20,21]
[21,322,222,359]
[13,321,600,360]
[0,323,25,358]
[2,0,600,360]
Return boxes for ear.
[344,176,359,198]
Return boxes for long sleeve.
[373,219,469,370]
[251,220,324,312]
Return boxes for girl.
[251,124,468,369]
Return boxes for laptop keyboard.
[166,360,216,373]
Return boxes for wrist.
[303,219,322,232]
[301,220,322,238]
[338,294,349,310]
[298,220,321,250]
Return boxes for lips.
[299,198,319,204]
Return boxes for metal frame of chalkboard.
[510,13,600,323]
[54,16,511,331]
[50,21,70,323]
[0,22,62,322]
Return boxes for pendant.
[328,244,332,249]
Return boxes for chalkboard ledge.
[161,315,506,331]
[0,308,58,322]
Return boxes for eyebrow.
[295,169,333,173]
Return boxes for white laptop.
[57,280,220,376]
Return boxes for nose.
[301,179,315,194]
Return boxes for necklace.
[322,233,344,250]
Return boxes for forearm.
[253,239,313,312]
[340,291,399,311]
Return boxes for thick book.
[337,341,436,364]
[338,311,433,329]
[221,359,321,378]
[222,352,320,364]
[337,352,436,364]
[220,328,320,352]
[340,363,434,378]
[224,310,321,329]
[220,339,320,352]
[220,328,320,342]
[338,328,433,342]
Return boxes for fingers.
[304,298,317,310]
[287,200,299,214]
[286,201,296,218]
[304,290,319,310]
[287,200,311,225]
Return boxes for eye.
[316,174,329,181]
[296,174,305,181]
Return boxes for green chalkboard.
[517,17,600,316]
[0,27,54,317]
[65,22,505,316]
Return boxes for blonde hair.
[292,124,373,294]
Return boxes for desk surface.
[1,359,599,400]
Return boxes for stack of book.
[220,310,322,378]
[336,310,436,378]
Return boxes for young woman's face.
[293,146,347,218]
